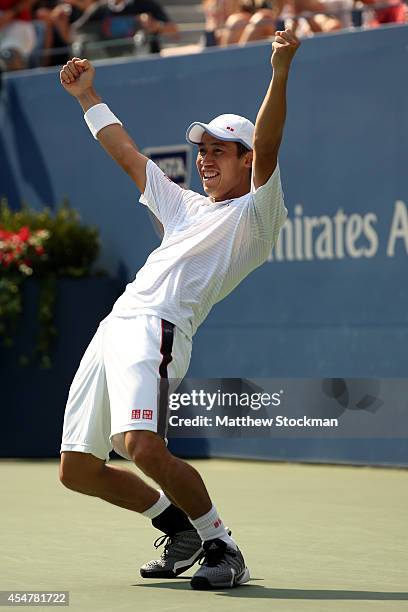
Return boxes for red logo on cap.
[226,126,235,132]
[132,409,141,419]
[143,410,153,420]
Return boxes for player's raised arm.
[252,29,300,189]
[60,58,148,193]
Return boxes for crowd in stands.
[202,0,407,43]
[0,0,406,71]
[0,0,179,70]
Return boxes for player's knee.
[125,431,167,478]
[59,451,104,492]
[59,461,81,491]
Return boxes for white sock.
[189,506,237,549]
[142,490,171,520]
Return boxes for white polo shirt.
[111,159,287,338]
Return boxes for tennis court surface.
[1,458,407,612]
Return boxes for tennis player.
[59,28,300,590]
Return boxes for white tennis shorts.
[60,314,192,462]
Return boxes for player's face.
[196,133,252,202]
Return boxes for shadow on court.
[136,582,408,600]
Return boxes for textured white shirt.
[111,159,287,338]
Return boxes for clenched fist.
[271,29,301,76]
[60,58,95,97]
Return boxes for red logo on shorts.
[213,519,222,528]
[131,409,141,419]
[143,409,153,420]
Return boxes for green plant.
[0,198,101,367]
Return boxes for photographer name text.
[169,415,338,428]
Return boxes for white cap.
[186,114,254,150]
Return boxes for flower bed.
[0,199,101,367]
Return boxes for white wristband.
[84,103,123,139]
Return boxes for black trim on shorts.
[157,319,175,438]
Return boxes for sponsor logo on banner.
[142,145,192,239]
[269,200,408,263]
[143,145,192,188]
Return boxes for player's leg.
[98,316,202,577]
[104,314,249,588]
[59,320,192,533]
[59,450,195,537]
[106,314,220,520]
[59,450,157,511]
[125,431,212,518]
[125,430,250,589]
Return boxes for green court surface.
[1,459,407,612]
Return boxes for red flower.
[0,228,12,240]
[18,226,30,242]
[0,225,48,274]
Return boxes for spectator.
[69,0,178,56]
[202,1,281,47]
[34,0,78,66]
[237,0,279,44]
[202,0,245,45]
[359,0,407,26]
[109,0,179,53]
[282,0,352,36]
[0,0,37,69]
[219,0,254,45]
[306,0,353,31]
[108,0,177,33]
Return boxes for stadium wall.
[1,25,407,464]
